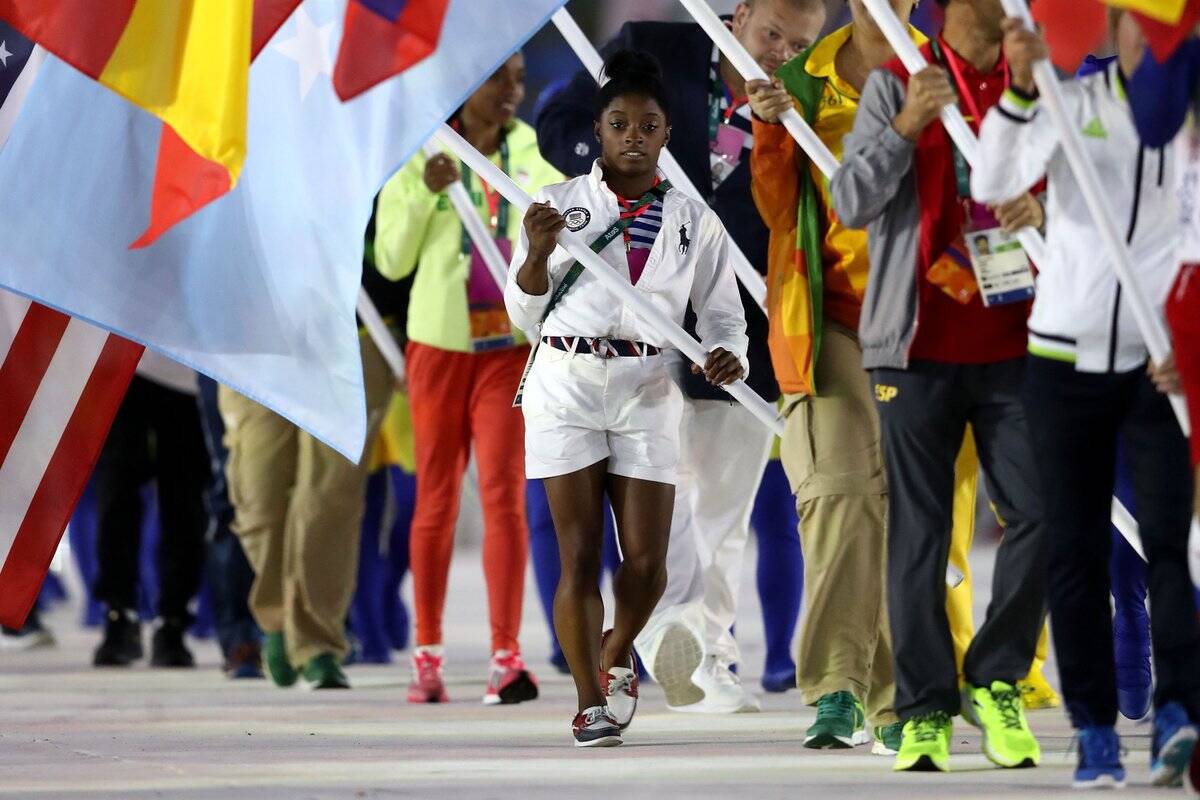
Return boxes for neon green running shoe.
[872,721,904,755]
[803,691,869,749]
[962,681,1041,768]
[894,711,952,772]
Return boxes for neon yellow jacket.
[374,119,563,353]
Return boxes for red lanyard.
[617,179,661,250]
[478,176,501,227]
[723,94,748,124]
[934,35,1009,133]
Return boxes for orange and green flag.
[0,0,260,246]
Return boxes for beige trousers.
[218,336,391,666]
[781,324,894,725]
[781,324,981,727]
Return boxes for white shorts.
[521,343,684,484]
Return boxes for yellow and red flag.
[1033,0,1200,70]
[1103,0,1189,23]
[0,0,299,247]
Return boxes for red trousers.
[406,342,529,653]
[1167,264,1200,467]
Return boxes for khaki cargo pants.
[218,335,392,667]
[781,323,979,727]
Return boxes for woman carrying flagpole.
[506,49,749,747]
[374,52,562,707]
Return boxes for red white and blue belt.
[542,336,661,358]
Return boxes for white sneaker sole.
[1152,727,1198,787]
[653,625,704,708]
[871,740,897,755]
[575,735,623,748]
[1072,775,1126,790]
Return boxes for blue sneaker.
[1074,726,1125,789]
[1152,702,1199,787]
[761,666,796,694]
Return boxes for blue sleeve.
[1130,38,1200,148]
[534,23,636,178]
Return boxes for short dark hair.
[593,49,671,123]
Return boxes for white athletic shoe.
[669,655,762,714]
[652,623,705,708]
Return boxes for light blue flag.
[0,0,565,459]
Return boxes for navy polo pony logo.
[678,222,691,255]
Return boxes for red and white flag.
[0,30,143,628]
[0,294,143,628]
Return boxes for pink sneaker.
[407,648,448,703]
[483,650,539,705]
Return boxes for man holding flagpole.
[535,0,825,715]
[831,0,1047,773]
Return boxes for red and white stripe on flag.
[0,290,142,628]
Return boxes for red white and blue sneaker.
[600,629,639,730]
[573,705,622,748]
[601,660,639,730]
[407,647,449,704]
[483,650,539,706]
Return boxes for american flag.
[0,22,143,628]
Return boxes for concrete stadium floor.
[0,539,1164,799]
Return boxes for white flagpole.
[857,0,1048,266]
[856,0,1147,560]
[999,0,1191,436]
[421,140,511,295]
[436,122,784,437]
[550,7,767,312]
[356,287,406,384]
[676,0,839,179]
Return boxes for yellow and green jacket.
[374,119,562,353]
[750,24,925,395]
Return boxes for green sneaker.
[804,691,869,749]
[962,681,1041,768]
[872,722,904,755]
[264,632,297,688]
[302,653,350,690]
[894,711,952,772]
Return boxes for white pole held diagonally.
[436,122,784,437]
[676,0,840,179]
[857,0,1147,560]
[356,287,406,384]
[999,0,1191,436]
[857,0,1048,266]
[421,140,511,296]
[551,7,767,312]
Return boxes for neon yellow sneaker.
[962,681,1041,768]
[1018,669,1060,711]
[894,711,952,772]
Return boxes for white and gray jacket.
[505,160,749,375]
[972,60,1177,373]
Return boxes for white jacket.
[505,161,749,374]
[971,60,1178,373]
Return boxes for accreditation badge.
[709,123,751,189]
[965,227,1035,307]
[964,203,1034,307]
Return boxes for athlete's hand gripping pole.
[437,122,784,438]
[857,0,1048,265]
[999,0,1191,437]
[420,140,511,296]
[859,0,1149,561]
[676,0,840,180]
